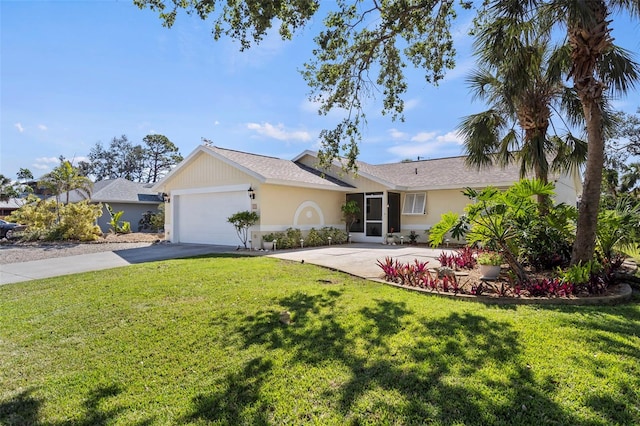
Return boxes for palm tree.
[561,0,640,264]
[459,20,585,210]
[40,160,93,220]
[476,0,639,264]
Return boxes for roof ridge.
[210,145,284,161]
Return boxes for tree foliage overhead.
[135,0,472,170]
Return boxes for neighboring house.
[152,144,583,247]
[56,178,163,233]
[0,198,23,218]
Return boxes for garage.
[174,189,251,245]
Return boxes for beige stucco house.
[152,144,583,247]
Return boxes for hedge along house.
[152,144,583,248]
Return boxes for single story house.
[152,144,583,248]
[56,178,163,233]
[0,198,23,218]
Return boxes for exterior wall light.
[248,186,255,199]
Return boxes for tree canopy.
[87,134,182,183]
[135,0,472,170]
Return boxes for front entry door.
[365,193,383,237]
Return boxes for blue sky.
[1,1,639,181]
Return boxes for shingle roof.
[91,178,162,203]
[205,146,354,189]
[57,178,162,203]
[359,156,525,189]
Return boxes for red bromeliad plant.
[437,247,477,270]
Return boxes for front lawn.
[1,255,639,425]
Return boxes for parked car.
[0,219,27,239]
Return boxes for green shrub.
[7,196,102,241]
[285,228,303,248]
[52,201,103,241]
[7,195,58,236]
[305,228,323,246]
[319,227,347,244]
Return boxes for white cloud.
[246,122,311,142]
[38,124,48,131]
[410,131,437,143]
[35,156,59,164]
[14,122,24,133]
[404,98,420,111]
[214,120,220,126]
[32,156,60,171]
[388,128,409,140]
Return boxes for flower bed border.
[374,279,633,305]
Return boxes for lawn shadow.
[0,384,155,426]
[189,289,591,423]
[180,357,273,425]
[0,388,42,426]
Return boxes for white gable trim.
[152,145,266,191]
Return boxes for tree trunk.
[571,98,604,264]
[567,0,610,265]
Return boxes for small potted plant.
[386,228,396,245]
[407,230,419,245]
[477,251,503,280]
[262,233,277,250]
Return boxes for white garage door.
[176,190,250,245]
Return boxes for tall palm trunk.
[567,0,610,264]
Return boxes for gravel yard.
[0,233,163,265]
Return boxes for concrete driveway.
[1,242,447,285]
[0,243,234,285]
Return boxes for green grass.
[1,255,639,425]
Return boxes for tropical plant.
[477,251,503,266]
[40,159,93,205]
[305,228,323,247]
[596,197,640,262]
[515,203,576,269]
[49,201,103,241]
[227,210,260,249]
[429,179,555,282]
[105,204,131,234]
[319,227,348,244]
[0,174,19,202]
[481,0,640,264]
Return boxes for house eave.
[264,179,354,192]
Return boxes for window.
[402,193,426,215]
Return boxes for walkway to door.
[267,243,448,280]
